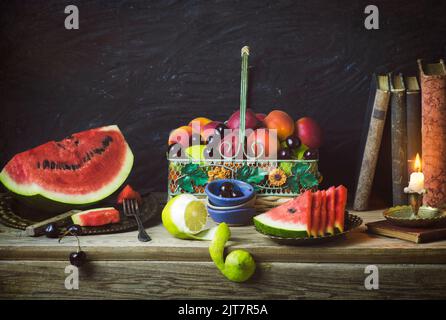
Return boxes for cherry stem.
[58,232,82,252]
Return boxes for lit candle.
[405,153,425,194]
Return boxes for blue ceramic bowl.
[207,196,257,211]
[205,179,255,207]
[207,206,257,225]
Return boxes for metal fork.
[123,198,151,242]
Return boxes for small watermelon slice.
[310,191,322,238]
[117,184,142,205]
[71,207,121,226]
[318,190,327,237]
[334,185,348,233]
[254,190,312,238]
[326,187,336,235]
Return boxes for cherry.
[304,149,319,160]
[215,123,228,137]
[168,143,184,159]
[220,182,234,194]
[67,224,82,236]
[285,136,301,149]
[231,190,243,198]
[278,148,291,160]
[69,251,87,267]
[44,223,59,238]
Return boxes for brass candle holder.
[407,191,424,217]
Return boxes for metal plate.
[383,205,446,228]
[255,212,362,245]
[0,193,158,235]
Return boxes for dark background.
[1,0,445,205]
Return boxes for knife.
[25,209,81,237]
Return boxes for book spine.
[353,78,390,211]
[390,76,408,206]
[418,60,446,208]
[406,83,421,173]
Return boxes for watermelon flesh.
[325,187,336,235]
[255,186,348,239]
[0,125,133,212]
[254,190,312,238]
[117,184,142,205]
[310,191,322,237]
[71,207,121,226]
[334,185,348,232]
[318,190,327,237]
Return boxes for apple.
[227,108,258,130]
[246,128,279,159]
[295,117,322,149]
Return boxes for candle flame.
[414,153,422,172]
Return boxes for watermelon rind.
[254,214,309,238]
[0,125,133,212]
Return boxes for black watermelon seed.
[74,140,79,146]
[71,165,77,170]
[288,208,296,214]
[50,162,55,169]
[43,160,49,169]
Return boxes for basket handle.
[238,46,249,154]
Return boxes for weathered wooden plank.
[1,261,445,299]
[1,209,446,263]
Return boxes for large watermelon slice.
[334,185,348,233]
[254,190,312,238]
[0,125,133,212]
[325,186,336,235]
[310,190,322,238]
[318,190,327,237]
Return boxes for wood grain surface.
[1,261,445,299]
[1,194,446,299]
[0,0,445,202]
[1,198,446,264]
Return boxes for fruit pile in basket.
[167,109,322,161]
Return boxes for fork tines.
[123,198,140,216]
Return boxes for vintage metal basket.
[167,47,321,210]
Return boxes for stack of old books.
[353,59,446,211]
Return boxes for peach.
[263,110,295,141]
[188,117,213,134]
[168,126,192,148]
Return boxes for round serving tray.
[383,205,446,228]
[255,212,362,245]
[0,192,158,236]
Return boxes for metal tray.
[0,192,158,236]
[383,205,446,228]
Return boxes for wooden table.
[1,194,446,299]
